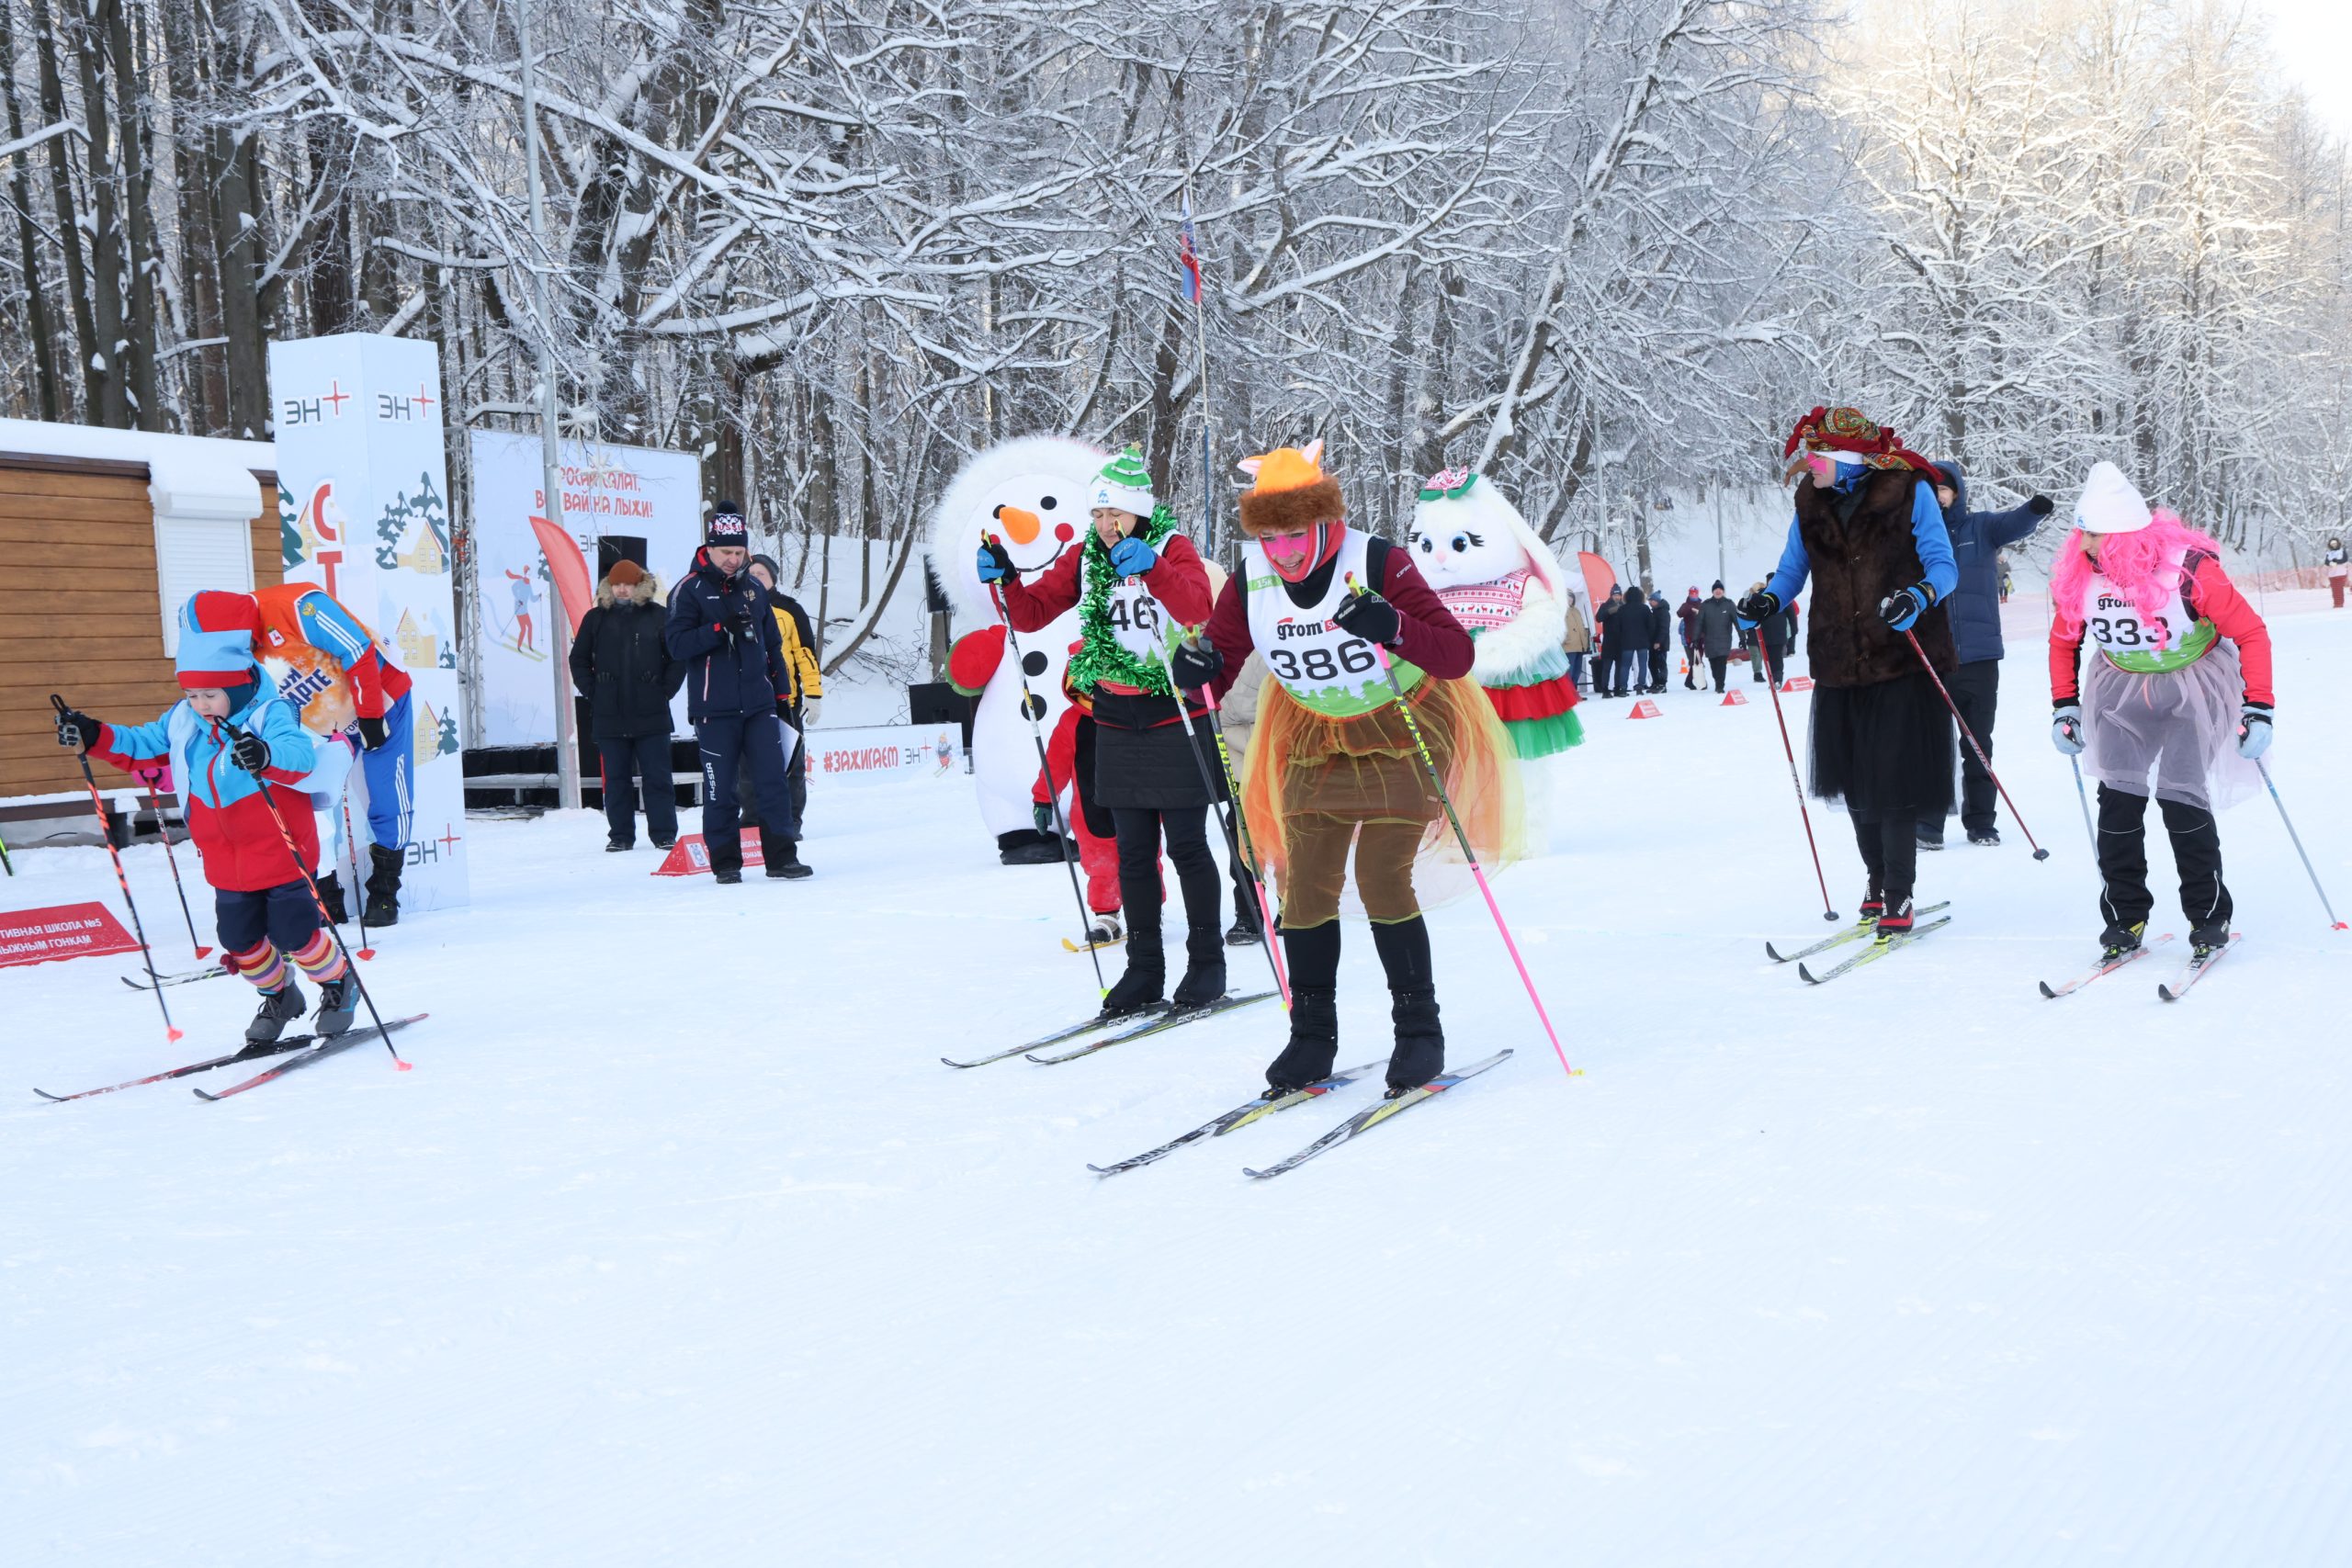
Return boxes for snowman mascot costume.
[1407,468,1585,761]
[936,435,1108,863]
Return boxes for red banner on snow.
[528,512,595,637]
[651,834,766,877]
[1577,551,1618,612]
[0,901,140,970]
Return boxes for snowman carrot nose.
[994,504,1042,545]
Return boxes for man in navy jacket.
[666,502,800,883]
[1918,461,2051,849]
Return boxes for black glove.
[1879,581,1934,630]
[727,596,759,639]
[1168,637,1224,691]
[1034,801,1055,834]
[1332,588,1401,647]
[356,715,390,751]
[2027,495,2054,516]
[230,728,271,773]
[776,696,796,725]
[1736,589,1781,624]
[56,708,99,751]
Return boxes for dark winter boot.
[315,872,349,925]
[246,983,307,1046]
[313,974,360,1038]
[1372,917,1443,1094]
[1875,896,1916,939]
[2189,920,2232,956]
[1223,915,1262,947]
[1101,939,1167,1018]
[1264,986,1339,1093]
[1859,882,1885,923]
[708,833,744,885]
[1170,923,1227,1011]
[362,843,404,927]
[761,829,813,880]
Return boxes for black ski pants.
[1708,654,1730,691]
[2097,784,2231,932]
[597,733,679,848]
[1851,808,1919,904]
[1112,805,1222,950]
[1918,659,2000,842]
[696,711,796,872]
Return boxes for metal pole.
[513,0,582,810]
[1714,483,1724,585]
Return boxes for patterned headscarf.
[1781,407,1945,485]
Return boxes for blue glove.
[2052,702,2085,756]
[1107,535,1158,579]
[977,538,1016,584]
[1879,581,1935,631]
[2237,703,2272,760]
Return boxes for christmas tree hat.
[1087,444,1158,518]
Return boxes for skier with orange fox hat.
[1170,442,1521,1097]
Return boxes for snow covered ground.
[6,603,2349,1566]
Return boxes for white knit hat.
[1087,444,1158,518]
[2073,460,2154,535]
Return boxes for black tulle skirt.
[1807,671,1954,816]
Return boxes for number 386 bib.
[1241,531,1424,718]
[2081,548,2216,674]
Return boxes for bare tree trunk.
[28,0,97,419]
[105,0,159,428]
[72,0,130,426]
[162,0,224,432]
[2,0,62,421]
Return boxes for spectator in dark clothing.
[1618,586,1656,696]
[571,559,684,852]
[746,553,823,873]
[1645,584,1672,694]
[1593,585,1628,696]
[1917,461,2052,849]
[1697,581,1741,692]
[1760,602,1795,685]
[1676,588,1703,688]
[665,502,800,885]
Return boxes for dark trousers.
[1708,654,1730,690]
[696,711,796,871]
[215,880,322,955]
[1112,805,1222,949]
[597,733,678,847]
[1851,809,1919,903]
[1918,660,2000,842]
[2097,784,2230,932]
[1228,840,1263,934]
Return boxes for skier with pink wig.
[2049,461,2274,964]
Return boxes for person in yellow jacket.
[746,553,822,872]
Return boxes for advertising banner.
[0,902,140,969]
[807,723,963,788]
[267,333,470,914]
[468,431,702,745]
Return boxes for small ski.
[38,1015,425,1103]
[1028,991,1278,1065]
[1244,1050,1513,1179]
[195,1016,424,1101]
[121,964,229,991]
[1768,902,1950,963]
[942,1003,1173,1069]
[2158,933,2240,1002]
[1088,1059,1386,1176]
[2039,933,2176,998]
[1797,917,1951,984]
[1061,935,1125,954]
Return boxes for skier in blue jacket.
[1916,461,2052,849]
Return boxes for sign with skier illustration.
[267,332,471,915]
[468,432,701,746]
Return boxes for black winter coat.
[666,547,789,721]
[1698,595,1741,658]
[571,587,685,740]
[1604,594,1653,655]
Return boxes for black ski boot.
[1264,986,1339,1093]
[1385,989,1444,1097]
[709,835,744,885]
[1170,924,1227,1010]
[361,843,404,927]
[1858,880,1885,924]
[2189,920,2231,957]
[315,872,350,924]
[1101,940,1166,1018]
[246,983,307,1046]
[2098,919,2147,961]
[1224,913,1262,947]
[761,829,813,880]
[1372,917,1443,1095]
[313,974,360,1038]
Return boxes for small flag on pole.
[1178,194,1203,303]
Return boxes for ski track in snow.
[3,600,2348,1565]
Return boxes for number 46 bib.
[1241,532,1424,718]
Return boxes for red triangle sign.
[1781,676,1815,693]
[1720,689,1747,706]
[1628,698,1662,719]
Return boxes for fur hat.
[175,592,261,689]
[605,558,646,587]
[1238,440,1345,536]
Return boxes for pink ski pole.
[1344,576,1573,1078]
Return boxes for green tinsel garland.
[1066,503,1183,698]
